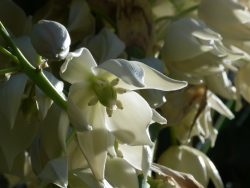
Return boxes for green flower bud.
[31,20,71,60]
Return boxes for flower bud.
[31,20,71,60]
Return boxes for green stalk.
[0,21,67,110]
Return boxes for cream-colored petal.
[99,59,187,91]
[119,144,153,177]
[151,108,167,125]
[0,112,38,171]
[204,71,236,100]
[82,28,125,63]
[67,82,95,131]
[39,105,69,159]
[105,158,139,188]
[38,157,68,188]
[0,74,27,129]
[77,129,110,181]
[60,48,97,84]
[207,91,234,119]
[109,92,153,145]
[68,0,95,44]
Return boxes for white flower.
[60,47,186,141]
[158,145,223,188]
[161,18,241,99]
[60,47,187,181]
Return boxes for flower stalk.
[0,21,67,110]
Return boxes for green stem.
[0,21,67,110]
[0,66,20,75]
[0,46,19,63]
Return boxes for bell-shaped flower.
[198,0,250,54]
[158,145,223,188]
[161,18,242,100]
[60,47,187,181]
[60,47,186,142]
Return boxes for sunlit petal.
[60,48,97,84]
[108,92,153,145]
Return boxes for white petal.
[60,48,97,84]
[68,0,95,44]
[83,28,125,63]
[204,71,236,100]
[133,60,187,91]
[99,59,145,87]
[39,105,69,159]
[77,129,110,181]
[119,144,143,171]
[109,91,153,145]
[119,145,153,176]
[0,112,38,170]
[151,108,167,125]
[207,91,234,119]
[0,74,27,129]
[67,82,98,131]
[38,157,68,188]
[105,158,139,188]
[100,59,187,91]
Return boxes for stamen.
[116,100,123,110]
[116,88,127,94]
[88,96,98,106]
[106,108,113,117]
[110,78,119,86]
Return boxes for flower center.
[89,77,126,117]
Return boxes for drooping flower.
[60,47,187,181]
[161,18,242,100]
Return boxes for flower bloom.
[60,47,187,181]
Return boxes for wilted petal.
[151,163,203,188]
[60,48,97,84]
[77,129,110,181]
[0,74,27,129]
[207,91,234,119]
[105,158,139,188]
[38,157,68,188]
[109,91,153,145]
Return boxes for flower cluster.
[0,0,250,187]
